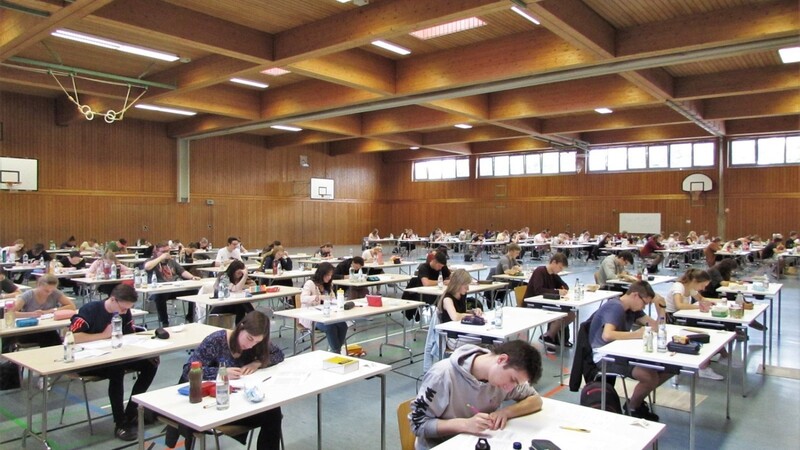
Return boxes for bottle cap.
[191,361,202,369]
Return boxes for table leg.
[311,321,317,351]
[768,297,774,353]
[317,393,322,450]
[22,370,32,448]
[559,320,565,386]
[726,340,732,419]
[762,310,768,372]
[741,326,748,397]
[689,371,696,450]
[380,374,386,450]
[41,375,49,442]
[137,405,144,450]
[777,290,782,337]
[600,358,607,411]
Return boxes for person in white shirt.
[362,245,383,263]
[215,236,243,267]
[368,228,380,241]
[1,239,25,263]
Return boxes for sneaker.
[538,335,557,354]
[750,321,767,332]
[115,425,137,442]
[563,340,573,348]
[699,367,724,380]
[625,401,659,422]
[716,357,743,368]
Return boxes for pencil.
[466,403,481,414]
[262,376,272,383]
[203,402,217,409]
[560,425,590,433]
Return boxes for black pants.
[167,407,282,450]
[152,290,197,326]
[209,303,254,324]
[2,330,62,353]
[80,358,159,427]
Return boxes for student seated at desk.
[69,284,159,441]
[259,245,293,287]
[8,274,76,350]
[145,242,202,327]
[704,237,723,267]
[58,250,87,295]
[333,256,368,300]
[0,238,25,263]
[87,250,133,296]
[209,260,256,324]
[107,238,129,254]
[0,267,20,300]
[640,234,666,271]
[589,281,669,421]
[316,242,335,259]
[361,245,385,275]
[410,341,543,450]
[59,235,77,249]
[436,269,483,351]
[523,253,575,353]
[214,236,243,267]
[79,238,101,255]
[597,251,637,288]
[300,262,348,354]
[165,311,284,450]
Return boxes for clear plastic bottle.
[5,300,15,328]
[110,263,117,280]
[573,279,581,301]
[150,271,158,287]
[494,303,503,329]
[322,293,331,318]
[657,317,667,353]
[111,313,122,349]
[221,277,230,298]
[22,254,28,264]
[643,328,653,352]
[134,269,141,288]
[335,289,345,313]
[215,364,230,410]
[437,273,444,288]
[63,330,75,362]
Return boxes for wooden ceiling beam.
[396,29,595,94]
[382,149,455,163]
[329,138,409,156]
[581,123,713,146]
[88,0,273,64]
[725,115,800,136]
[264,131,350,149]
[156,84,261,120]
[273,0,510,62]
[704,90,800,120]
[424,95,490,120]
[289,49,395,95]
[542,106,689,134]
[675,65,800,100]
[0,0,114,60]
[527,0,615,57]
[168,115,249,139]
[261,79,382,120]
[618,0,799,57]
[423,126,523,145]
[471,137,550,154]
[145,54,256,97]
[362,106,473,136]
[489,75,658,119]
[294,115,362,137]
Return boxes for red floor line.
[543,384,567,398]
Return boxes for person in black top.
[0,267,20,301]
[60,236,77,249]
[260,245,293,287]
[333,256,367,299]
[402,252,452,319]
[144,242,201,326]
[58,250,87,294]
[761,236,785,278]
[69,284,159,441]
[523,253,575,352]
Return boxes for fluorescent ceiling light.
[271,125,303,132]
[230,78,269,89]
[410,17,487,40]
[454,124,473,129]
[51,29,179,62]
[511,6,540,25]
[594,108,613,114]
[778,46,800,64]
[410,146,420,150]
[337,0,351,2]
[135,104,196,116]
[371,40,411,56]
[261,68,291,76]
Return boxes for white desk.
[133,350,390,450]
[430,397,665,450]
[177,286,302,319]
[362,259,419,275]
[250,269,315,285]
[274,297,424,358]
[32,269,89,279]
[4,322,220,448]
[524,289,622,339]
[597,324,736,450]
[0,308,147,342]
[404,282,509,309]
[606,275,676,288]
[196,262,260,276]
[332,273,412,291]
[435,307,567,383]
[674,302,769,395]
[717,282,783,341]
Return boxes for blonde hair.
[38,274,58,286]
[435,269,472,311]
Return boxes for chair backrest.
[293,294,308,331]
[594,271,601,285]
[397,398,416,450]
[514,285,527,307]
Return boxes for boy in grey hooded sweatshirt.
[409,341,543,450]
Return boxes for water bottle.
[272,260,279,275]
[349,266,355,279]
[494,303,503,329]
[657,317,667,353]
[0,249,6,263]
[110,263,117,280]
[349,248,353,258]
[322,293,331,317]
[221,277,231,298]
[49,240,56,250]
[643,328,653,352]
[111,313,122,349]
[141,269,149,287]
[573,279,581,301]
[437,273,444,288]
[63,330,75,362]
[357,267,364,282]
[22,254,28,264]
[475,437,491,450]
[335,289,344,313]
[150,271,158,287]
[643,266,649,280]
[5,300,15,328]
[133,269,141,288]
[216,364,230,410]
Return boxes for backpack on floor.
[580,381,621,414]
[0,361,21,390]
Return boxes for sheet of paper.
[74,349,110,360]
[271,371,311,386]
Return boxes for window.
[412,157,470,181]
[729,134,800,167]
[477,150,577,178]
[588,141,715,172]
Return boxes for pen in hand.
[466,403,481,415]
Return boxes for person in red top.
[522,253,574,353]
[640,234,665,271]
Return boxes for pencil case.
[15,318,39,327]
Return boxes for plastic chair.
[397,398,416,450]
[514,285,545,343]
[292,294,327,352]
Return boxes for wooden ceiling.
[1,0,798,161]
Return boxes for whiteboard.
[310,178,334,200]
[0,157,38,191]
[619,213,661,234]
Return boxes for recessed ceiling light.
[371,40,411,56]
[270,125,303,132]
[230,78,269,89]
[410,146,420,150]
[52,29,179,62]
[134,104,196,116]
[454,124,473,129]
[594,108,613,114]
[778,47,800,64]
[336,0,351,3]
[261,68,291,76]
[410,17,487,40]
[510,6,540,25]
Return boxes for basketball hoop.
[682,174,712,207]
[690,189,702,204]
[3,181,20,192]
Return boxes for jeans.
[316,322,348,354]
[80,358,159,426]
